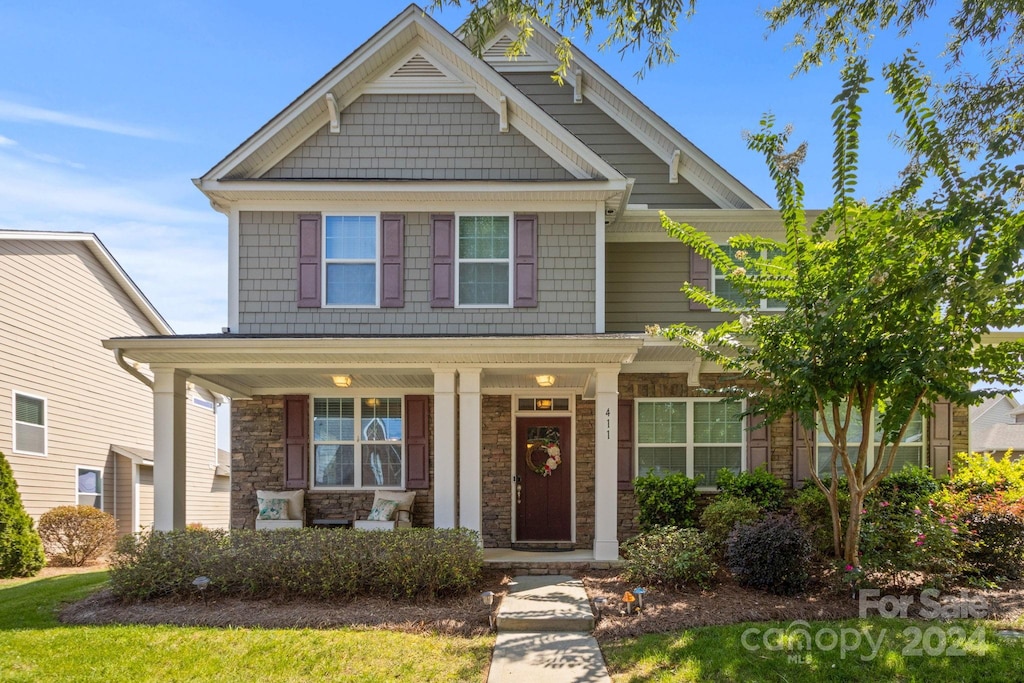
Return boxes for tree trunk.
[844,487,865,566]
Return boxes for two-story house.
[104,5,967,560]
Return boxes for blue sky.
[0,0,961,335]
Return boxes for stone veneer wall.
[574,399,596,549]
[231,395,434,529]
[480,395,514,547]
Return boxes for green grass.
[0,572,493,682]
[603,617,1024,682]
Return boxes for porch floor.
[483,548,621,573]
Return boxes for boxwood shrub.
[633,472,700,530]
[620,526,717,589]
[110,527,482,602]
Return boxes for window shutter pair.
[281,395,430,490]
[429,214,538,308]
[295,214,404,308]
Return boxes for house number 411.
[605,408,611,440]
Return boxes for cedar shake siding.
[504,72,718,208]
[237,210,596,335]
[258,94,575,182]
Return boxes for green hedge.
[110,527,482,602]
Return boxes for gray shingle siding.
[237,211,596,334]
[504,72,718,209]
[258,94,574,181]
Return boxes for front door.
[515,417,572,542]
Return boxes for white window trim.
[712,246,786,312]
[322,212,380,308]
[454,212,514,308]
[635,397,747,490]
[310,395,406,490]
[815,409,927,476]
[12,390,47,457]
[76,465,103,510]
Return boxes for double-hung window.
[13,392,46,456]
[312,397,404,488]
[324,214,378,306]
[713,245,785,311]
[76,466,102,509]
[816,406,925,477]
[457,214,512,306]
[636,398,745,488]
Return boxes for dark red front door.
[515,417,572,542]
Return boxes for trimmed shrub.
[947,451,1024,499]
[792,479,850,558]
[715,467,786,511]
[727,514,812,595]
[0,450,45,578]
[110,527,482,602]
[961,505,1024,580]
[633,472,700,530]
[37,505,119,566]
[620,526,717,589]
[871,466,939,509]
[700,496,762,549]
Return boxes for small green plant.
[715,467,786,511]
[633,472,700,530]
[726,513,812,595]
[37,505,119,567]
[0,450,45,578]
[792,479,850,558]
[871,466,940,509]
[700,496,762,549]
[948,451,1024,499]
[620,526,717,589]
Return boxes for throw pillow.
[258,498,289,521]
[367,498,399,522]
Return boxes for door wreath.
[526,440,562,477]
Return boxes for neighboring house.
[104,6,968,559]
[970,394,1024,458]
[0,231,229,533]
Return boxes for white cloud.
[0,99,173,140]
[0,134,15,146]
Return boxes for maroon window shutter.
[296,214,321,308]
[688,248,711,311]
[747,411,770,471]
[430,214,455,308]
[283,395,308,489]
[513,214,538,308]
[929,399,953,477]
[618,399,634,490]
[792,416,815,488]
[380,213,405,308]
[405,395,430,489]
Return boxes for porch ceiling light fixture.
[535,374,556,387]
[332,374,352,388]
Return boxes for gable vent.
[484,35,529,61]
[391,54,446,79]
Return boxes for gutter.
[114,348,154,389]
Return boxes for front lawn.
[603,618,1024,682]
[0,572,493,683]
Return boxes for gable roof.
[196,4,625,197]
[464,17,770,209]
[0,230,173,335]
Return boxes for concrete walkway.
[488,575,611,683]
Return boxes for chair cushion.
[258,497,289,521]
[367,498,399,522]
[372,490,415,522]
[256,489,304,521]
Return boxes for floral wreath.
[526,439,562,477]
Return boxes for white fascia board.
[229,199,609,214]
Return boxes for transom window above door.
[457,214,512,306]
[324,215,378,306]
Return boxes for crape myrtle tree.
[658,56,1024,565]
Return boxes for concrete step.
[496,575,595,632]
[487,632,611,683]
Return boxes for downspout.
[114,348,154,389]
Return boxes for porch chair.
[255,489,304,529]
[353,490,416,530]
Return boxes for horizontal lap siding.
[260,93,574,182]
[504,73,718,208]
[237,211,596,335]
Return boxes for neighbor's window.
[457,214,511,306]
[713,245,785,311]
[13,392,46,456]
[76,466,102,509]
[324,214,378,306]
[816,406,925,478]
[312,397,403,488]
[636,398,745,487]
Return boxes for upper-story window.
[713,245,785,311]
[816,405,925,477]
[457,214,512,307]
[324,214,378,306]
[13,391,47,456]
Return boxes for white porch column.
[593,368,620,560]
[152,368,188,531]
[433,369,457,528]
[458,368,482,538]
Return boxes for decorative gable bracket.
[324,93,340,134]
[573,68,584,104]
[499,95,509,133]
[669,149,682,184]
